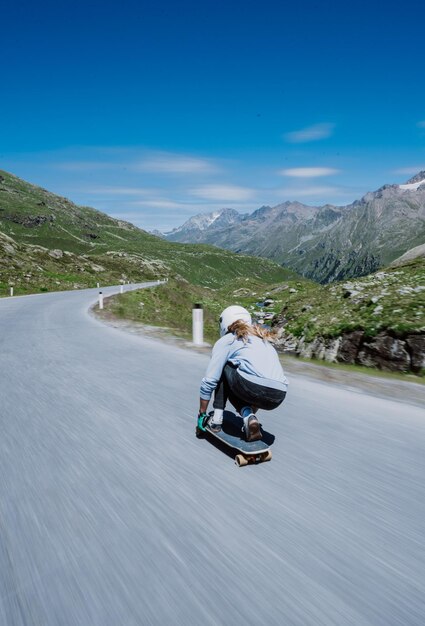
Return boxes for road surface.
[1,285,424,625]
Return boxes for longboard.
[196,412,273,466]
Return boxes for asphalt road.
[0,285,424,625]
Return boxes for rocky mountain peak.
[250,205,273,219]
[149,229,165,239]
[165,207,242,240]
[406,171,425,185]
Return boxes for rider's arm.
[199,335,233,405]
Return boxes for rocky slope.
[0,230,166,293]
[271,256,425,374]
[389,243,425,267]
[165,172,425,284]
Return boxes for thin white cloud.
[56,161,118,171]
[51,149,218,176]
[394,166,425,175]
[130,200,192,209]
[284,123,335,143]
[279,167,340,178]
[189,184,255,201]
[135,152,217,174]
[81,186,157,195]
[417,121,425,128]
[280,186,340,197]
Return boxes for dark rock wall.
[275,329,425,374]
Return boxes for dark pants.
[213,363,286,414]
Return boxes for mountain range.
[165,173,425,283]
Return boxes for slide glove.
[197,411,209,432]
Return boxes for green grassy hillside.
[97,259,424,377]
[96,275,313,344]
[276,257,424,340]
[0,170,296,295]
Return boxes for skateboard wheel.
[195,426,205,439]
[235,454,248,467]
[262,450,272,462]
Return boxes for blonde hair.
[227,319,276,343]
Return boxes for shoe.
[242,414,262,442]
[208,412,222,434]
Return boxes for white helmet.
[219,305,252,337]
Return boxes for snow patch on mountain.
[400,171,425,190]
[165,208,242,239]
[399,179,425,191]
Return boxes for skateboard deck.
[196,412,273,466]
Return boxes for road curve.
[0,285,424,625]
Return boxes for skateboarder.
[198,305,288,441]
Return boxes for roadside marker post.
[192,303,204,345]
[99,291,104,310]
[120,285,124,294]
[10,287,14,297]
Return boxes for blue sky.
[2,0,425,231]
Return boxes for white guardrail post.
[10,287,14,297]
[192,303,204,345]
[99,291,104,310]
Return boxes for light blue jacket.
[200,333,288,400]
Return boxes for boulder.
[21,215,53,227]
[279,335,299,352]
[405,335,425,373]
[324,338,341,363]
[48,249,63,259]
[271,284,289,293]
[337,331,364,364]
[356,333,410,371]
[311,337,326,360]
[3,243,15,255]
[297,337,314,359]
